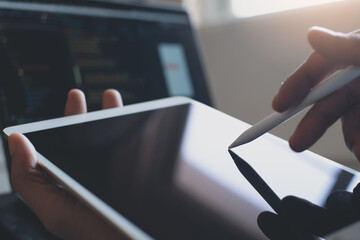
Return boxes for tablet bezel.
[3,96,195,240]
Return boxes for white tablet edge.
[3,96,195,240]
[4,96,193,136]
[37,152,152,240]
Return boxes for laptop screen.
[0,0,211,127]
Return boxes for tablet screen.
[23,102,360,240]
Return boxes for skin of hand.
[258,190,360,240]
[272,27,360,159]
[9,89,123,240]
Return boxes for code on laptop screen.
[0,1,211,126]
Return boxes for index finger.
[308,27,360,66]
[272,51,338,112]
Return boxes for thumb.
[308,26,360,66]
[9,133,37,192]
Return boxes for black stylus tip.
[228,149,237,159]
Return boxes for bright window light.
[231,0,343,18]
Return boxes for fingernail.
[309,26,345,38]
[310,26,334,34]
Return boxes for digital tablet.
[4,96,360,240]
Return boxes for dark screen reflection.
[24,103,360,240]
[25,104,249,239]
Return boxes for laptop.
[0,1,211,239]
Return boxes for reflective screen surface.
[24,102,360,240]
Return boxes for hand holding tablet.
[8,89,124,240]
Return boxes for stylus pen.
[228,150,321,240]
[229,66,360,149]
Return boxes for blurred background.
[144,0,360,170]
